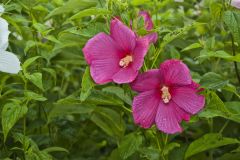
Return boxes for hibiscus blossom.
[139,11,158,44]
[83,18,154,84]
[131,59,205,134]
[0,5,21,74]
[231,0,240,9]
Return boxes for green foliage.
[2,103,28,142]
[1,0,240,159]
[185,133,239,159]
[80,66,95,101]
[224,11,240,45]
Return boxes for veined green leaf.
[25,73,44,91]
[70,7,110,20]
[118,132,143,159]
[80,67,95,101]
[224,11,240,45]
[185,133,239,159]
[2,103,28,142]
[46,0,97,19]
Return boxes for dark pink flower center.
[161,86,171,103]
[119,55,133,68]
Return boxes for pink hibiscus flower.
[139,11,158,44]
[131,59,205,134]
[231,0,240,9]
[83,16,157,84]
[139,11,153,30]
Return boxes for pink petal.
[133,90,160,128]
[139,11,154,30]
[110,18,136,53]
[155,101,183,134]
[82,33,122,64]
[160,59,192,86]
[132,37,149,70]
[90,58,119,84]
[131,69,161,92]
[142,32,158,44]
[112,67,138,84]
[189,81,200,89]
[174,104,191,122]
[171,86,205,114]
[231,0,240,9]
[188,81,204,92]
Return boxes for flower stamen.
[161,86,171,103]
[119,55,133,68]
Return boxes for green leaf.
[2,103,28,142]
[42,147,69,154]
[131,0,151,6]
[102,86,132,105]
[25,73,44,91]
[70,7,110,20]
[163,142,180,155]
[199,91,231,119]
[224,11,240,45]
[185,133,239,159]
[80,67,95,101]
[181,43,202,52]
[22,56,41,72]
[219,153,240,160]
[91,107,125,138]
[48,103,95,122]
[24,91,47,101]
[118,132,143,159]
[210,2,222,22]
[86,90,124,106]
[42,68,57,85]
[46,0,97,19]
[140,147,160,160]
[200,72,228,90]
[197,50,240,62]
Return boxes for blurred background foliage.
[1,0,240,159]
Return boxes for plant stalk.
[231,35,240,85]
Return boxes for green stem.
[23,116,26,159]
[231,35,240,85]
[155,130,167,160]
[151,47,162,69]
[121,105,132,113]
[164,134,168,146]
[219,120,229,134]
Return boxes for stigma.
[161,86,171,103]
[119,55,133,68]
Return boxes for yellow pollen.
[161,86,171,103]
[119,55,133,68]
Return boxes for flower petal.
[90,58,119,84]
[133,90,160,128]
[0,17,10,51]
[160,59,192,86]
[139,11,153,30]
[131,69,161,92]
[143,32,158,44]
[110,18,136,52]
[171,86,205,114]
[174,104,191,122]
[0,5,4,14]
[155,101,183,134]
[0,50,21,74]
[112,67,138,84]
[188,81,204,92]
[231,0,240,9]
[132,37,149,70]
[82,33,122,64]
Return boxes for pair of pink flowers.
[83,12,205,134]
